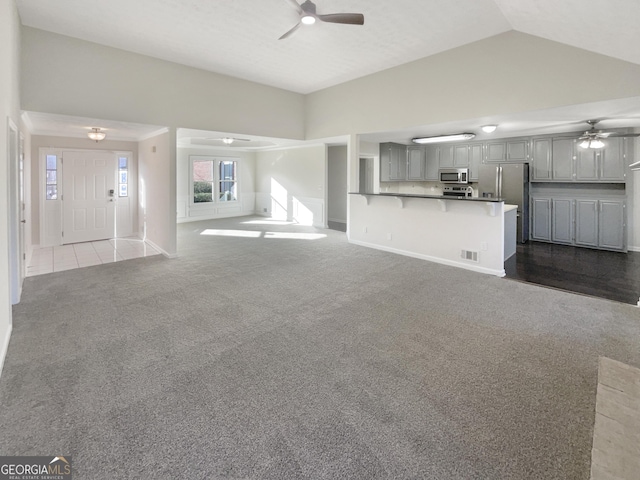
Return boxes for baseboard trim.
[628,246,640,253]
[0,324,12,380]
[144,239,178,259]
[348,238,506,277]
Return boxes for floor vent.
[461,250,479,262]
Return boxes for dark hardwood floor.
[504,241,640,305]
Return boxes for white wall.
[29,136,139,245]
[327,145,347,224]
[21,27,306,141]
[138,130,177,257]
[305,32,640,140]
[255,145,326,227]
[176,147,256,222]
[0,0,21,374]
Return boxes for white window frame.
[189,155,239,206]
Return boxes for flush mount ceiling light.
[412,133,476,144]
[222,137,234,145]
[87,127,106,142]
[481,125,497,133]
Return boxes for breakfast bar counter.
[347,192,510,276]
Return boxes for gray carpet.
[1,215,640,479]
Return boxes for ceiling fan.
[578,119,640,149]
[279,0,364,40]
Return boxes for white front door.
[63,151,116,244]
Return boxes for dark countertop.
[349,192,504,203]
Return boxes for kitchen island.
[348,192,513,276]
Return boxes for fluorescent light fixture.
[301,15,316,24]
[481,125,497,133]
[87,128,106,142]
[412,133,475,144]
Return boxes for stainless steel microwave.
[439,168,469,184]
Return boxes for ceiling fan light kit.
[579,138,605,149]
[279,0,364,40]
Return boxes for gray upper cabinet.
[576,137,625,182]
[531,138,552,181]
[600,138,625,182]
[485,139,527,163]
[407,146,425,181]
[438,145,454,168]
[551,138,575,181]
[575,148,599,181]
[425,145,439,181]
[469,144,482,181]
[380,143,407,181]
[532,136,626,183]
[486,142,506,162]
[453,145,469,167]
[506,140,527,162]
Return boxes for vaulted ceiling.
[15,0,640,95]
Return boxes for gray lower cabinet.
[531,198,551,241]
[531,196,625,251]
[598,200,625,250]
[575,200,599,247]
[407,146,425,180]
[551,198,573,244]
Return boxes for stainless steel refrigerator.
[477,163,529,243]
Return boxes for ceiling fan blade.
[279,22,302,40]
[285,0,303,15]
[602,132,640,137]
[318,13,364,25]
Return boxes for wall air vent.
[461,250,479,262]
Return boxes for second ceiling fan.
[279,0,364,40]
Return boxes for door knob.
[20,220,26,224]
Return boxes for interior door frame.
[7,118,21,304]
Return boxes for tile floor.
[27,238,161,277]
